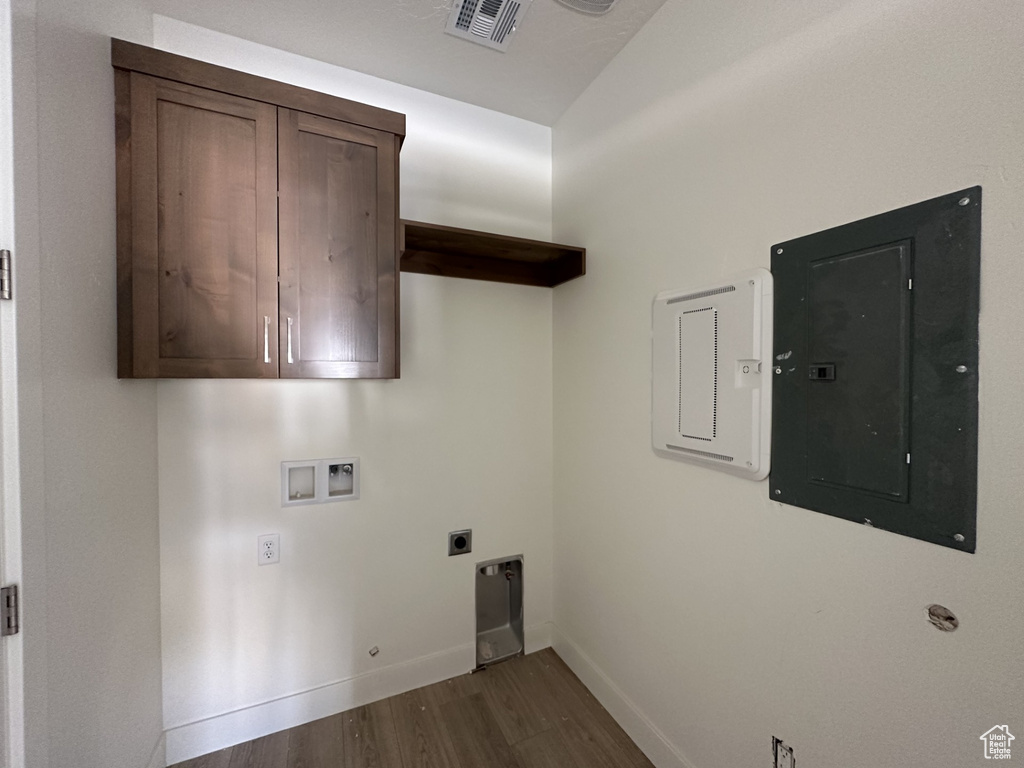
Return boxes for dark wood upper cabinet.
[114,39,404,379]
[123,73,279,378]
[278,109,399,379]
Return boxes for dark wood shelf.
[400,220,585,287]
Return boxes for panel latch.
[808,363,835,381]
[1,584,18,636]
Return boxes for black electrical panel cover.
[770,187,980,552]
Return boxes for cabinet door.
[278,108,399,379]
[127,73,278,377]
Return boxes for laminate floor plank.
[174,745,233,768]
[511,728,582,768]
[342,699,403,768]
[532,649,655,768]
[413,670,484,708]
[440,692,521,768]
[525,651,641,768]
[169,648,653,768]
[226,730,290,768]
[513,651,592,727]
[389,686,461,768]
[555,707,642,768]
[563,661,655,767]
[477,655,553,745]
[287,712,346,768]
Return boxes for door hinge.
[0,249,11,300]
[1,585,18,636]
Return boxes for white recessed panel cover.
[652,269,773,480]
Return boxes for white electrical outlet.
[773,737,795,768]
[257,534,280,565]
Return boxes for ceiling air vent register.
[554,0,620,15]
[445,0,534,52]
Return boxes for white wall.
[552,1,1024,766]
[12,2,553,764]
[152,21,555,764]
[23,1,164,767]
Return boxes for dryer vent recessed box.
[652,269,773,480]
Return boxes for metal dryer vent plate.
[554,0,620,15]
[445,0,534,52]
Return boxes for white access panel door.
[652,268,773,480]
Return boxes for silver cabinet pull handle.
[287,317,294,364]
[263,316,271,363]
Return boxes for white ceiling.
[150,0,670,125]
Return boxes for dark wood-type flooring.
[171,648,655,768]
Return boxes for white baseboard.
[164,622,552,766]
[550,624,696,768]
[524,619,551,653]
[145,733,166,768]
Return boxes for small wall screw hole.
[926,604,959,631]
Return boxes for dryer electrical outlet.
[652,269,773,480]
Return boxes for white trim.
[550,624,696,768]
[145,734,166,768]
[523,620,551,654]
[6,1,44,764]
[165,622,552,765]
[0,2,14,763]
